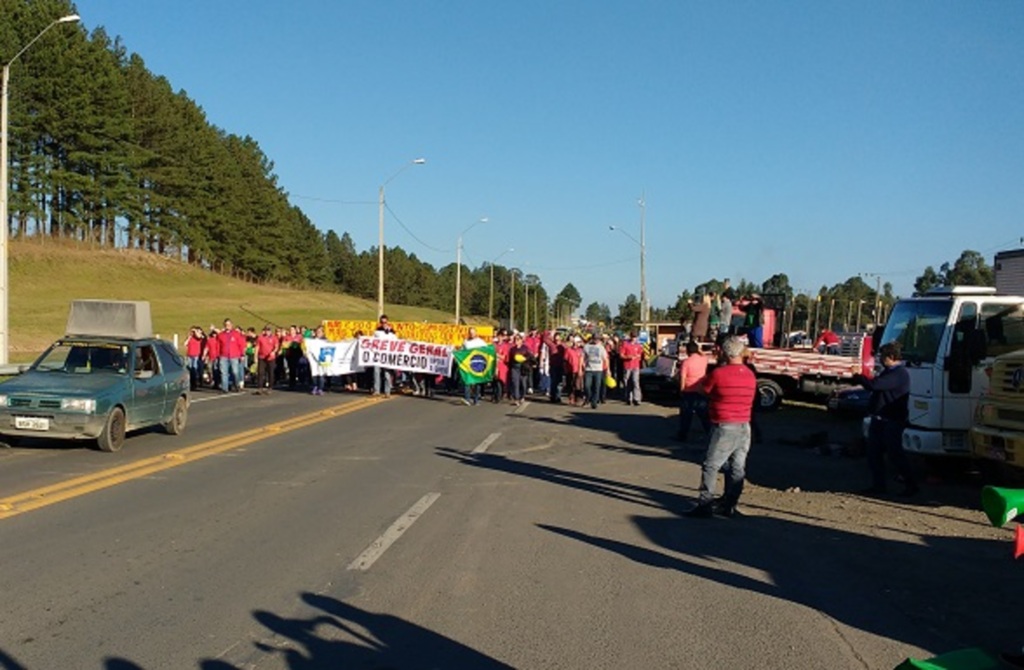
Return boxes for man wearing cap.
[685,336,757,518]
[619,331,644,406]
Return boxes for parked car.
[0,301,189,452]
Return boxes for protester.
[741,294,766,348]
[691,293,711,342]
[461,327,488,406]
[853,341,918,497]
[283,325,304,389]
[582,335,608,410]
[218,319,247,393]
[564,336,585,406]
[309,325,329,396]
[720,282,734,336]
[184,326,206,391]
[206,326,222,389]
[685,336,757,519]
[814,328,841,355]
[543,331,566,403]
[677,340,711,442]
[492,330,510,403]
[619,331,644,406]
[507,333,534,406]
[372,314,397,397]
[254,324,279,395]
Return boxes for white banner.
[304,338,364,376]
[356,337,454,376]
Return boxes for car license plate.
[15,416,49,431]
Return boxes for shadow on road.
[539,512,1017,657]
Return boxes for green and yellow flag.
[453,345,497,385]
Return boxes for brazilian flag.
[453,345,497,385]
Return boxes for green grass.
[9,239,471,361]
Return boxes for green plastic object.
[894,648,1005,670]
[982,485,1024,528]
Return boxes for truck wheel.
[163,396,188,435]
[96,407,126,452]
[756,379,784,412]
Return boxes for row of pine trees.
[1,0,549,323]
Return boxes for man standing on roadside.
[685,336,757,518]
[854,341,918,497]
[619,331,644,406]
[373,314,397,397]
[543,331,566,403]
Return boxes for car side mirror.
[967,329,987,366]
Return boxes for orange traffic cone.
[1015,525,1024,560]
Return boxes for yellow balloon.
[605,376,617,389]
[514,354,527,363]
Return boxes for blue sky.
[81,1,1024,311]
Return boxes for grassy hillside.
[10,240,472,361]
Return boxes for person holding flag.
[453,331,498,404]
[460,328,488,406]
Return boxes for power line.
[384,202,452,254]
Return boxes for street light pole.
[488,248,513,321]
[455,217,487,325]
[638,193,647,329]
[509,269,516,331]
[377,158,425,317]
[0,13,79,365]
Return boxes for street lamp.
[0,13,79,365]
[377,158,425,317]
[489,247,514,321]
[455,217,487,325]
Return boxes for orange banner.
[322,321,493,346]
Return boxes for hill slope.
[10,240,467,360]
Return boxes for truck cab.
[878,287,1024,456]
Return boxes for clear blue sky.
[82,0,1024,311]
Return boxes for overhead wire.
[384,202,453,254]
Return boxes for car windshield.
[33,342,129,374]
[878,300,952,365]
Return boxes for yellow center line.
[0,396,381,520]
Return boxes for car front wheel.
[96,407,126,452]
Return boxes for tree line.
[1,0,548,324]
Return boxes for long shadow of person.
[198,593,512,669]
[436,447,691,515]
[539,512,1017,656]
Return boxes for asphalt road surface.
[0,386,1008,669]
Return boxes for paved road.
[0,388,964,668]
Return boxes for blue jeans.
[464,382,482,404]
[584,370,603,408]
[697,423,751,506]
[678,392,711,438]
[549,367,564,402]
[623,368,642,404]
[867,418,914,491]
[188,355,202,388]
[509,368,525,401]
[373,367,392,395]
[220,357,244,391]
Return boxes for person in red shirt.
[685,336,757,519]
[492,330,510,403]
[206,326,221,389]
[677,341,712,442]
[563,336,585,406]
[218,319,248,392]
[542,331,566,403]
[814,329,841,355]
[254,324,280,395]
[184,326,206,390]
[618,332,644,406]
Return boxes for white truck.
[877,286,1024,457]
